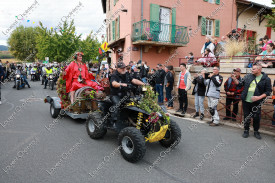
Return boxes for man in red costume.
[64,52,103,104]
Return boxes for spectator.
[129,61,134,72]
[204,67,223,126]
[255,38,264,55]
[176,63,191,116]
[255,43,275,68]
[213,38,223,56]
[236,64,272,139]
[201,36,215,56]
[155,64,166,105]
[260,35,273,52]
[140,61,149,83]
[132,65,142,80]
[147,69,156,92]
[164,65,175,109]
[223,68,244,121]
[186,52,194,71]
[219,36,227,49]
[197,48,217,67]
[192,69,207,120]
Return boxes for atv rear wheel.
[118,127,146,163]
[159,120,181,148]
[86,112,107,139]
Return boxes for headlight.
[16,74,20,78]
[142,86,147,91]
[49,75,53,79]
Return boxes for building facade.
[101,0,238,68]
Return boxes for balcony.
[132,19,189,49]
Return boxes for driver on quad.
[110,61,145,124]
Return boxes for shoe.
[181,111,186,116]
[0,101,2,105]
[254,131,262,139]
[193,112,199,118]
[223,117,230,120]
[176,109,183,113]
[242,130,249,138]
[200,113,204,120]
[41,83,43,85]
[209,123,219,126]
[44,87,46,89]
[28,85,31,88]
[207,120,213,124]
[13,85,15,88]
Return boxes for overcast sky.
[0,0,273,46]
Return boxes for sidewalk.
[165,100,275,137]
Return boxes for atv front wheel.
[86,112,107,139]
[159,120,181,148]
[50,102,60,118]
[118,127,146,163]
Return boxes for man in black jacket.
[192,69,206,120]
[236,64,272,139]
[155,64,166,105]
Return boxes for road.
[0,80,274,183]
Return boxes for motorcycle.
[15,74,26,90]
[47,74,55,90]
[31,70,40,81]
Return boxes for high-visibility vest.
[45,68,53,76]
[33,68,37,71]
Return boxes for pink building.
[101,0,237,68]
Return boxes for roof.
[236,0,274,10]
[101,0,106,14]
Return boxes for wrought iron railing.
[132,19,189,45]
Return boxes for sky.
[0,0,274,46]
[0,0,105,46]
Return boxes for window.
[203,0,220,5]
[206,19,213,36]
[208,0,214,3]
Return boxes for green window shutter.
[114,0,116,6]
[150,4,160,38]
[171,8,176,43]
[215,19,220,37]
[204,0,208,2]
[112,20,115,40]
[215,0,220,5]
[201,17,206,36]
[117,16,120,39]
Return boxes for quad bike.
[86,85,181,163]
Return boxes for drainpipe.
[140,0,143,62]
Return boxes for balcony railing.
[132,19,189,46]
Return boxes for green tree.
[36,20,81,62]
[265,0,275,31]
[7,26,37,61]
[79,32,101,62]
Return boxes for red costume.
[64,61,98,93]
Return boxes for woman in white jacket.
[201,36,215,56]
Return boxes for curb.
[168,110,275,137]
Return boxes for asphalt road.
[0,80,274,183]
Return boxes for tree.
[7,26,37,61]
[79,32,101,62]
[36,20,81,62]
[265,0,275,31]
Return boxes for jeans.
[156,84,163,103]
[165,87,173,107]
[178,88,188,112]
[142,77,147,83]
[110,95,121,121]
[208,97,219,124]
[243,101,261,131]
[195,93,205,114]
[225,97,240,119]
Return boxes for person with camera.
[204,67,223,126]
[110,62,145,124]
[192,69,207,120]
[223,68,244,121]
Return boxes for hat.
[233,68,241,72]
[117,62,126,69]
